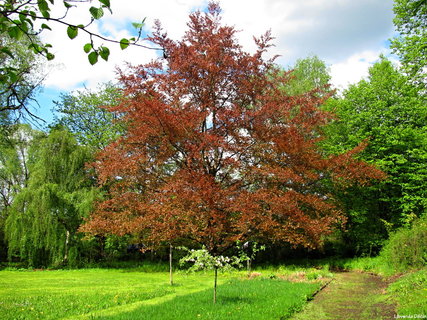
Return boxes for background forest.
[0,0,426,272]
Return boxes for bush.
[380,215,427,272]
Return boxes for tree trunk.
[247,258,252,276]
[213,266,218,304]
[63,230,70,263]
[169,244,173,286]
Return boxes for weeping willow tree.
[5,128,98,267]
[0,124,39,261]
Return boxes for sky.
[33,0,396,125]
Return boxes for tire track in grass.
[290,271,397,320]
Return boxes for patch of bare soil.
[290,271,397,320]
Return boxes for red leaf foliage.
[80,3,384,253]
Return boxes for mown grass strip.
[64,281,217,320]
[90,279,319,320]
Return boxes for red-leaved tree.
[81,3,383,262]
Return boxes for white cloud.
[330,50,382,91]
[220,0,395,96]
[39,0,395,92]
[108,0,208,39]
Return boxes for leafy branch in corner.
[0,0,162,79]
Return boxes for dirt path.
[291,271,396,320]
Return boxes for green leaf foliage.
[83,43,93,53]
[132,21,145,29]
[5,128,98,268]
[391,0,427,87]
[88,51,98,65]
[0,33,45,118]
[283,55,332,96]
[63,1,73,9]
[323,56,427,254]
[7,26,23,40]
[89,6,104,20]
[53,82,124,150]
[119,38,130,50]
[37,0,50,13]
[99,46,110,61]
[18,13,26,23]
[41,23,51,31]
[8,71,17,83]
[0,124,38,261]
[0,0,146,116]
[99,0,111,8]
[46,52,55,60]
[380,214,427,272]
[38,0,51,19]
[0,47,14,59]
[28,43,43,54]
[67,25,78,39]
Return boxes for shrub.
[380,215,427,272]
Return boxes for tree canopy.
[0,123,38,260]
[5,128,97,267]
[283,55,332,96]
[391,0,427,86]
[81,3,383,257]
[323,56,427,254]
[53,82,124,150]
[0,33,46,120]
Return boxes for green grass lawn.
[387,268,427,316]
[0,268,320,320]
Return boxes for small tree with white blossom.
[179,247,242,303]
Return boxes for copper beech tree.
[81,3,383,257]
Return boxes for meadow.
[1,259,425,319]
[0,266,324,320]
